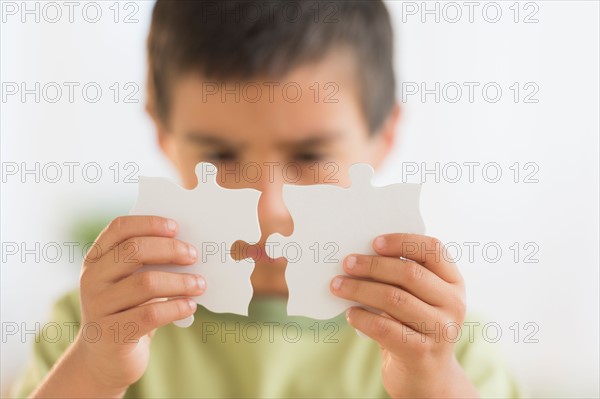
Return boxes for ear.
[369,103,401,170]
[146,102,174,160]
[156,123,171,158]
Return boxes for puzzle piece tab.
[130,163,261,322]
[266,163,425,320]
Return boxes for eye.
[205,151,237,162]
[293,152,325,162]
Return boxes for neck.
[250,259,289,297]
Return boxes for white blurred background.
[1,1,598,397]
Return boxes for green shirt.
[11,290,520,398]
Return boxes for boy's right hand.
[72,215,204,394]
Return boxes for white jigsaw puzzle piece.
[266,163,425,320]
[130,163,261,322]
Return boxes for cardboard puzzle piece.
[266,163,425,320]
[130,163,261,326]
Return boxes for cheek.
[347,139,372,160]
[182,173,199,190]
[157,133,196,187]
[337,133,374,162]
[167,144,201,189]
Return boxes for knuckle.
[440,316,456,333]
[407,262,424,282]
[148,215,163,231]
[386,287,407,307]
[373,317,392,339]
[124,237,143,260]
[84,242,103,263]
[182,274,195,291]
[137,272,158,293]
[368,257,380,275]
[175,299,190,317]
[346,277,359,293]
[413,337,433,356]
[130,236,143,251]
[170,239,181,256]
[79,269,91,288]
[140,305,160,326]
[109,216,125,232]
[86,296,102,316]
[425,235,443,252]
[451,294,467,319]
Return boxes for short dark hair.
[147,0,396,133]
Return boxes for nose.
[221,161,294,262]
[255,164,294,242]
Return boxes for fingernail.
[167,219,177,232]
[374,236,386,250]
[196,275,206,291]
[332,276,344,290]
[187,298,197,310]
[346,255,357,269]
[188,245,197,259]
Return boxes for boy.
[12,1,520,397]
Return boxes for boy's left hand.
[330,233,479,398]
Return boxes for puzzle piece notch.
[266,163,425,320]
[348,162,375,188]
[130,162,261,323]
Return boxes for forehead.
[168,51,368,142]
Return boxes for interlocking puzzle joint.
[130,162,425,327]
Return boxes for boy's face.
[153,52,399,294]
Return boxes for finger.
[97,271,206,315]
[100,237,197,281]
[346,307,429,354]
[173,315,195,328]
[86,216,178,263]
[343,254,451,306]
[372,234,461,284]
[331,276,440,330]
[113,297,197,339]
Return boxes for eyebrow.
[185,132,247,149]
[275,132,343,150]
[185,131,343,150]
